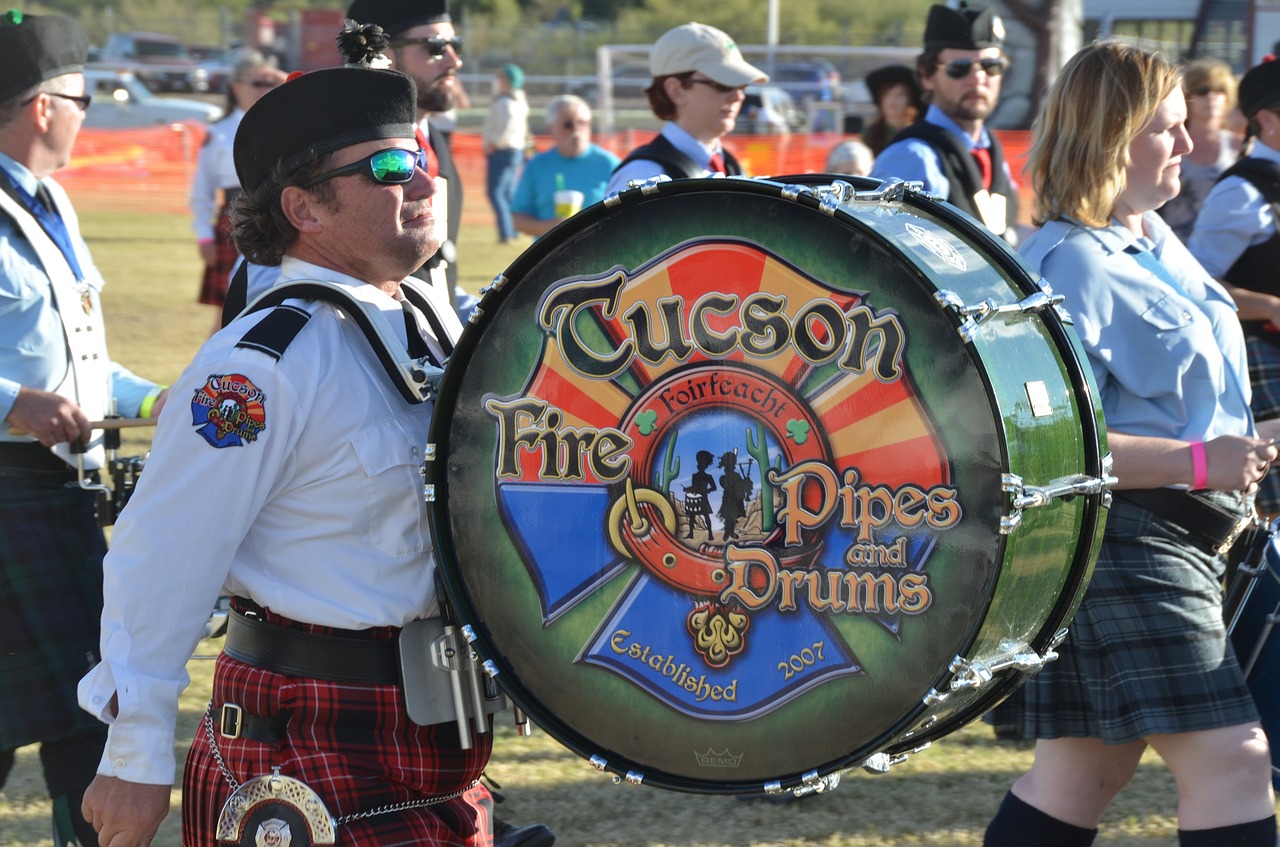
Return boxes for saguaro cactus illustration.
[657,433,681,495]
[745,422,775,531]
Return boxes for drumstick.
[8,418,157,437]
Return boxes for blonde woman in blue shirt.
[984,40,1279,847]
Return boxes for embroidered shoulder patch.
[191,373,267,448]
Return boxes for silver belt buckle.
[219,703,243,740]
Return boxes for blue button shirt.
[1022,212,1252,442]
[1186,139,1280,279]
[0,152,157,430]
[871,105,1001,198]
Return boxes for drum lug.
[924,639,1059,705]
[934,289,1067,343]
[859,749,919,775]
[1001,472,1114,534]
[479,273,510,300]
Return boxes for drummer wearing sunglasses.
[871,3,1019,244]
[81,65,494,847]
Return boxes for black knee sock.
[1178,815,1276,847]
[985,791,1097,847]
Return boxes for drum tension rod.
[934,289,1066,343]
[923,633,1068,706]
[1001,471,1117,534]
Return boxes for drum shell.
[428,176,1108,792]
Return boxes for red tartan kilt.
[198,203,239,307]
[183,652,494,847]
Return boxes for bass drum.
[427,175,1110,794]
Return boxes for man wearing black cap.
[871,2,1018,242]
[1189,55,1280,517]
[80,66,494,847]
[0,11,168,845]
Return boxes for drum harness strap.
[210,282,478,830]
[238,279,450,404]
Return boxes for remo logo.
[482,240,961,721]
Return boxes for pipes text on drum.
[538,271,906,382]
[774,462,962,545]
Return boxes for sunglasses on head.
[390,35,463,58]
[300,147,427,189]
[942,57,1006,79]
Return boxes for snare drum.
[426,176,1109,794]
[1228,532,1280,788]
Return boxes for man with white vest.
[0,10,167,845]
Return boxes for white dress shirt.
[79,257,461,785]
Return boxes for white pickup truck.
[89,31,207,93]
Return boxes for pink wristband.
[1190,440,1208,490]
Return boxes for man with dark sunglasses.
[871,3,1019,244]
[0,12,169,846]
[81,64,502,847]
[606,22,767,194]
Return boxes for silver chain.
[203,705,479,826]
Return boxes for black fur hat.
[234,67,417,192]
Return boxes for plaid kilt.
[0,482,108,749]
[994,491,1259,743]
[198,201,238,308]
[1247,333,1280,514]
[182,650,494,847]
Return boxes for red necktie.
[708,152,726,175]
[971,146,993,191]
[415,127,440,179]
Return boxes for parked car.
[91,31,207,93]
[188,44,234,93]
[770,60,841,108]
[572,62,653,105]
[81,68,223,129]
[734,85,798,134]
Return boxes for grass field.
[0,207,1244,846]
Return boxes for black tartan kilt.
[1248,333,1280,514]
[0,482,108,749]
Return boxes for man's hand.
[4,386,89,446]
[82,776,171,847]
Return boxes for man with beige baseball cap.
[605,21,767,194]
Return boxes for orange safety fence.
[61,124,1035,229]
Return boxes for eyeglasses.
[389,35,463,58]
[1193,86,1226,97]
[687,77,741,94]
[248,79,279,89]
[23,91,92,111]
[300,147,428,189]
[942,57,1007,79]
[560,118,591,130]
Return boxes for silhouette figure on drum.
[683,449,717,538]
[717,451,752,542]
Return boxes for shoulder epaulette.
[234,304,312,360]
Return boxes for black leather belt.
[213,702,289,744]
[1114,488,1253,554]
[224,608,401,685]
[0,442,78,485]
